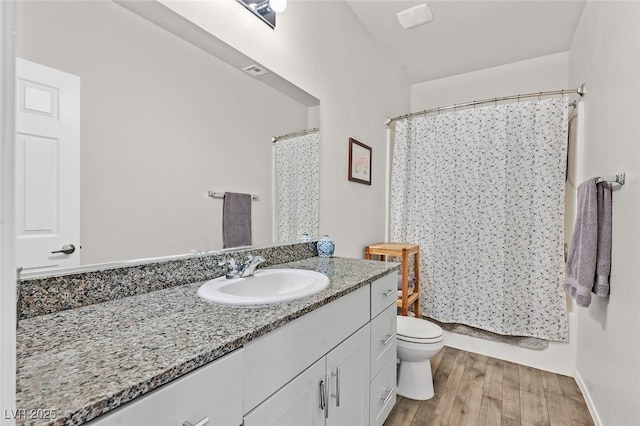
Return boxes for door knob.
[51,244,76,255]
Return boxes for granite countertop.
[16,256,399,426]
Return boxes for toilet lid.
[397,316,443,343]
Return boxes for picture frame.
[348,138,372,185]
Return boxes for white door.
[15,58,80,271]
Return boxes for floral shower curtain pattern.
[275,130,320,242]
[391,98,569,341]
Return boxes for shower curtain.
[391,98,569,341]
[275,130,320,242]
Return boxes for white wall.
[16,1,311,265]
[160,0,410,258]
[0,1,16,423]
[410,52,579,376]
[568,2,640,425]
[411,52,571,111]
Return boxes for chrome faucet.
[215,254,266,279]
[239,255,266,277]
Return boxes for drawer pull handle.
[323,375,330,418]
[381,387,396,404]
[183,417,209,426]
[383,289,396,297]
[331,366,341,407]
[381,333,394,346]
[319,379,326,410]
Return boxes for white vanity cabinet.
[243,272,398,426]
[244,325,370,426]
[84,272,398,426]
[85,348,243,426]
[243,285,371,426]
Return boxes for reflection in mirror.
[273,128,320,243]
[15,0,319,272]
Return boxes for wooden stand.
[364,242,420,317]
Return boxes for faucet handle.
[213,253,232,266]
[213,254,239,275]
[242,254,256,265]
[243,255,265,267]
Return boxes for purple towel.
[594,182,612,296]
[565,178,612,307]
[223,192,252,249]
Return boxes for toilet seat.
[397,316,443,344]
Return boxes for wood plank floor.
[384,346,595,426]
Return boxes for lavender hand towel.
[594,182,612,296]
[565,178,599,307]
[223,192,252,249]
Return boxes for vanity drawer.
[370,303,397,378]
[370,356,397,426]
[371,273,397,318]
[85,349,243,426]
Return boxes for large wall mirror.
[15,0,320,272]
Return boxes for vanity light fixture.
[237,0,287,29]
[269,0,287,13]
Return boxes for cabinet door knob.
[183,417,209,426]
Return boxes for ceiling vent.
[241,64,268,77]
[397,3,434,30]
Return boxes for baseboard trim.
[574,370,603,426]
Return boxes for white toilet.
[396,315,445,400]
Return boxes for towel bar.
[208,191,259,200]
[596,172,625,185]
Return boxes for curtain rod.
[385,83,586,125]
[272,127,319,143]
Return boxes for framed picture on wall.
[348,138,372,185]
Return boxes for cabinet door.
[244,285,369,414]
[326,325,371,426]
[244,358,325,426]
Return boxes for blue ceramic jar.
[317,234,335,257]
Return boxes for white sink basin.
[197,269,330,306]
